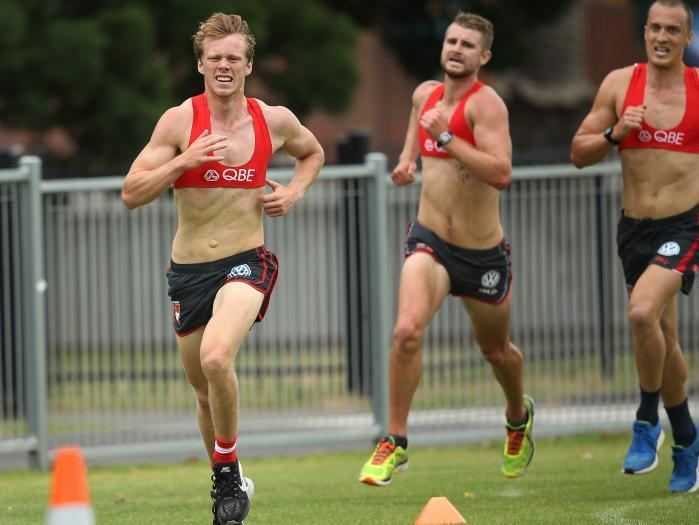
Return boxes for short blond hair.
[453,12,494,51]
[192,13,256,62]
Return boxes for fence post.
[366,153,390,436]
[595,174,614,378]
[20,156,49,470]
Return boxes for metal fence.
[1,155,697,470]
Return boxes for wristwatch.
[603,126,621,145]
[436,130,454,148]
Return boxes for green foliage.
[0,1,357,170]
[322,0,577,79]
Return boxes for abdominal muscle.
[621,149,699,219]
[171,186,265,263]
[417,158,504,249]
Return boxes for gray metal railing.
[0,155,697,469]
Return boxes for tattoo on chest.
[456,163,470,184]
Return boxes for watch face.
[438,131,453,146]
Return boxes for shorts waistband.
[621,205,699,227]
[170,246,264,274]
[413,221,507,256]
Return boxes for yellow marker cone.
[46,447,95,525]
[415,496,467,525]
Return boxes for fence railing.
[0,155,697,470]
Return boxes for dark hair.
[648,0,694,33]
[453,12,494,51]
[192,13,256,62]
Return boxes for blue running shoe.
[622,420,664,474]
[669,427,699,493]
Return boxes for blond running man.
[571,0,699,493]
[122,13,324,523]
[359,11,534,486]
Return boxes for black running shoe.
[211,461,254,525]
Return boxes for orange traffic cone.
[415,496,467,525]
[46,447,95,525]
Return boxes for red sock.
[213,436,237,464]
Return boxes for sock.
[507,405,529,428]
[389,434,408,449]
[636,387,660,426]
[213,436,238,464]
[666,399,697,448]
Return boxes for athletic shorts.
[166,246,279,336]
[404,221,512,303]
[617,205,699,295]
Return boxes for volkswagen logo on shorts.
[481,270,500,288]
[227,264,252,278]
[657,242,680,257]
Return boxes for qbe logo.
[204,169,220,182]
[203,168,257,183]
[423,139,446,153]
[638,129,685,145]
[228,264,252,278]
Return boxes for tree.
[321,0,576,79]
[0,0,357,172]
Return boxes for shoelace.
[212,469,247,500]
[506,428,526,455]
[629,427,655,453]
[371,439,396,465]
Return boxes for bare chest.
[180,115,257,166]
[643,87,686,130]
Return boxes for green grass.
[2,433,699,524]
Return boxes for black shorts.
[166,246,279,336]
[405,222,512,303]
[617,206,699,295]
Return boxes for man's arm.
[121,106,228,209]
[570,67,643,168]
[391,81,437,186]
[422,86,512,190]
[260,106,324,217]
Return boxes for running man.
[122,13,324,523]
[571,0,699,493]
[358,11,534,486]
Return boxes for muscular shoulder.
[596,65,635,102]
[256,99,301,141]
[151,100,193,146]
[412,80,441,109]
[469,84,508,122]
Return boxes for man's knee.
[200,342,233,378]
[479,342,508,367]
[194,389,211,410]
[627,302,658,333]
[392,319,424,354]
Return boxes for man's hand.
[419,107,449,140]
[259,179,300,217]
[179,129,228,170]
[391,159,417,186]
[613,105,646,140]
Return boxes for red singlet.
[619,63,699,154]
[173,94,272,189]
[418,82,483,158]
